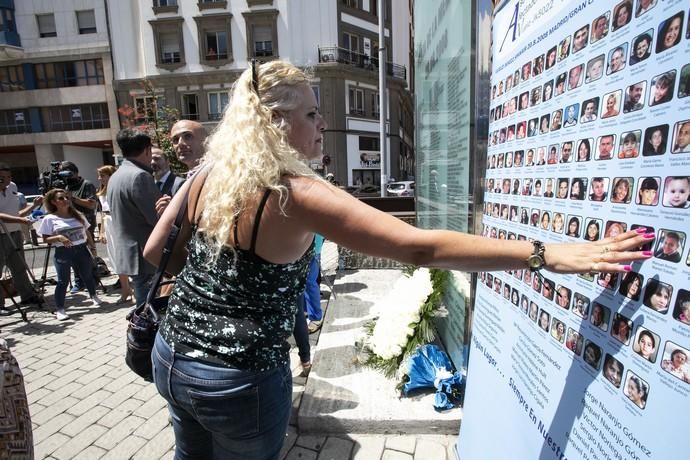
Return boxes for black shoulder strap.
[249,189,272,255]
[145,190,189,319]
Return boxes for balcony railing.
[318,46,406,80]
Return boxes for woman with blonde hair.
[96,165,132,303]
[143,60,651,458]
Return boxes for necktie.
[156,181,163,190]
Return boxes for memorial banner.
[458,0,690,458]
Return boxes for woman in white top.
[38,189,102,320]
[97,165,132,303]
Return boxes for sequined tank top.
[159,190,314,370]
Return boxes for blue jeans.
[304,255,322,321]
[130,272,153,306]
[152,334,292,460]
[293,295,310,363]
[54,244,96,311]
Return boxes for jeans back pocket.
[188,384,260,437]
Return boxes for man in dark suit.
[151,146,185,197]
[108,129,161,305]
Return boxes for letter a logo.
[499,2,520,52]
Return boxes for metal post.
[378,0,388,196]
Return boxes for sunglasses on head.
[251,59,264,96]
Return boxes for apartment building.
[0,0,118,191]
[108,0,414,186]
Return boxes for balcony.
[318,46,406,80]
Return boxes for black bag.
[125,196,189,382]
[94,256,110,278]
[124,282,174,382]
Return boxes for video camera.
[37,161,74,194]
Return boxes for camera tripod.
[0,220,47,322]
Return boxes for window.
[149,18,185,68]
[37,13,57,38]
[208,91,229,120]
[0,66,25,92]
[133,95,166,124]
[160,32,181,63]
[194,13,233,64]
[359,136,380,151]
[253,25,273,56]
[349,87,364,115]
[199,0,228,10]
[242,10,279,59]
[34,60,104,89]
[0,8,17,33]
[0,109,31,135]
[343,32,360,53]
[372,92,380,117]
[342,0,362,8]
[76,10,97,34]
[153,0,178,14]
[182,94,199,120]
[41,103,109,132]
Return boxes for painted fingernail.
[623,265,632,272]
[635,228,647,234]
[644,233,655,239]
[642,251,652,256]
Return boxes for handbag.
[125,194,189,382]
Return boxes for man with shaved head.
[156,120,208,214]
[170,120,207,172]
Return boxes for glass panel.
[253,25,273,56]
[160,32,181,63]
[215,31,227,58]
[208,93,219,118]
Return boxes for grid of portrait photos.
[483,0,690,411]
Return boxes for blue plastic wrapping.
[403,344,463,411]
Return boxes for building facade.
[0,0,119,191]
[108,0,413,186]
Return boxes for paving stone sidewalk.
[0,242,459,459]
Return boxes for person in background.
[96,165,132,304]
[59,161,98,294]
[108,129,161,305]
[0,164,42,309]
[305,234,325,333]
[170,120,207,173]
[292,295,311,376]
[38,189,102,320]
[151,146,185,197]
[143,61,651,459]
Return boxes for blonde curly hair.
[200,60,318,256]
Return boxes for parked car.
[352,185,381,197]
[386,181,415,197]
